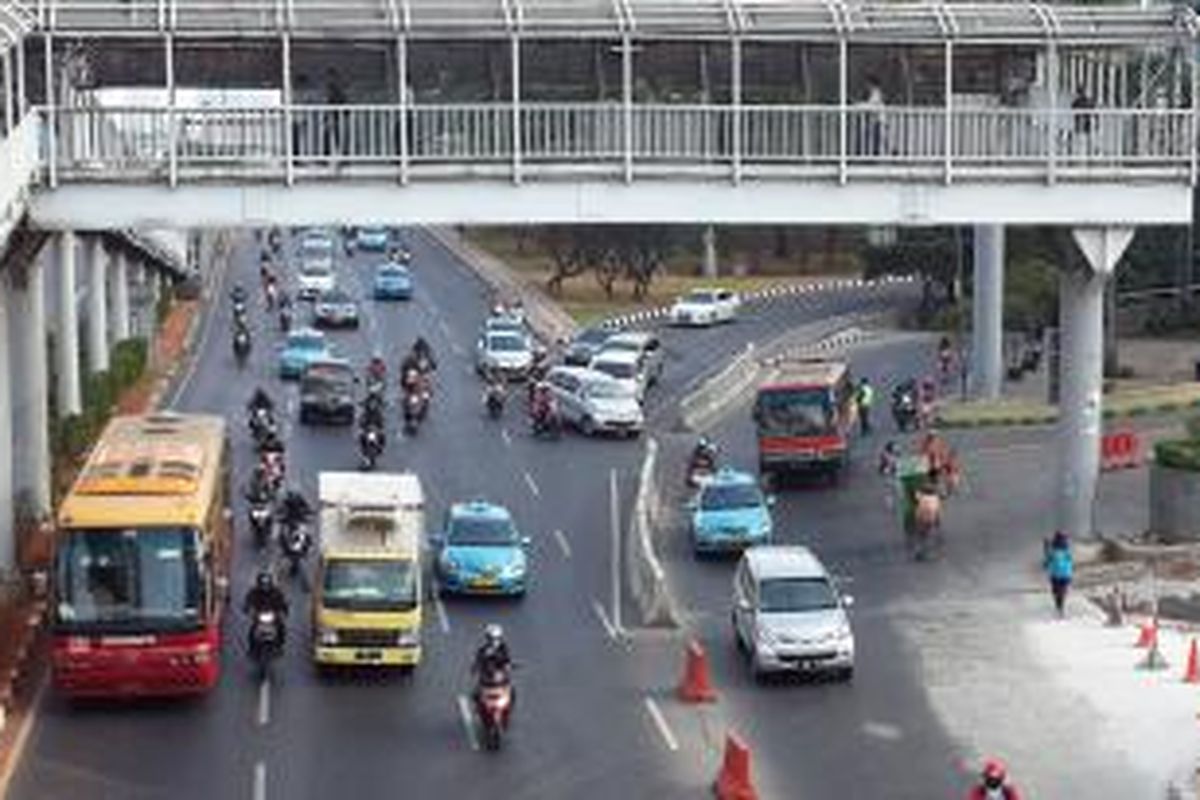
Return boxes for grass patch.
[939,383,1200,429]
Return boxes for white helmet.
[484,623,504,644]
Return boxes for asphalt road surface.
[9,230,920,800]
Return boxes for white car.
[600,331,663,386]
[476,330,534,379]
[670,288,740,327]
[298,231,335,272]
[545,366,643,437]
[298,262,335,300]
[588,349,647,402]
[732,545,855,682]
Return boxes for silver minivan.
[545,366,643,437]
[731,545,855,682]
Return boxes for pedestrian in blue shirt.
[1043,531,1074,617]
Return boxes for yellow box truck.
[312,471,424,668]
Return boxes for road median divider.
[626,438,679,628]
[936,383,1200,430]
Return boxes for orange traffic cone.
[713,733,758,800]
[1135,620,1157,649]
[677,639,718,703]
[1183,639,1200,684]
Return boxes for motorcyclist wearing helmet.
[279,489,313,531]
[243,570,288,647]
[690,436,718,470]
[231,283,248,304]
[472,624,512,681]
[410,337,437,372]
[248,387,275,415]
[967,759,1022,800]
[367,354,387,384]
[244,465,274,504]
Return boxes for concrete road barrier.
[626,438,678,628]
[679,343,760,433]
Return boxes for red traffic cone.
[1183,639,1200,684]
[713,732,758,800]
[1135,621,1157,649]
[677,639,718,703]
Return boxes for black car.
[563,327,615,366]
[299,359,356,425]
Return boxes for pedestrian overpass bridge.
[1,0,1198,231]
[0,0,1197,560]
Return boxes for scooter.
[686,450,717,488]
[891,388,919,432]
[403,391,427,436]
[484,385,505,420]
[233,329,252,367]
[359,426,385,470]
[248,406,275,444]
[278,522,312,580]
[529,403,561,439]
[475,667,514,752]
[248,499,274,550]
[249,610,284,682]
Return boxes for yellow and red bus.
[51,413,231,697]
[753,359,857,482]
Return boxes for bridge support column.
[971,224,1004,399]
[56,231,82,417]
[0,269,14,573]
[702,225,718,278]
[12,251,52,520]
[110,248,130,343]
[87,236,109,374]
[1058,227,1134,538]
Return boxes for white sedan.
[669,288,740,327]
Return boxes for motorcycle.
[278,305,292,334]
[475,667,514,751]
[403,391,428,436]
[261,451,286,495]
[359,425,385,470]
[233,328,252,367]
[249,407,277,445]
[278,522,312,580]
[484,385,505,419]
[891,387,919,432]
[686,450,717,488]
[248,499,274,550]
[529,402,562,439]
[249,609,284,681]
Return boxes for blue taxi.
[690,468,774,554]
[278,328,331,379]
[373,262,413,300]
[433,501,529,597]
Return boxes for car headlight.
[396,629,420,648]
[500,561,525,579]
[319,627,339,646]
[756,625,778,651]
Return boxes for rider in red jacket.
[967,759,1023,800]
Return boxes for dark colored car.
[313,289,360,329]
[299,359,356,425]
[564,327,615,366]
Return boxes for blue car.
[278,328,331,379]
[356,226,392,252]
[690,468,774,554]
[433,501,530,596]
[373,262,413,301]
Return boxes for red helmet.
[981,759,1007,784]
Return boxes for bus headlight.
[396,629,420,648]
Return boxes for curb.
[937,393,1200,430]
[626,438,679,629]
[598,274,918,331]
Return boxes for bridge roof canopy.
[0,1,35,48]
[23,0,1199,44]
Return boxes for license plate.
[354,650,383,662]
[471,577,499,589]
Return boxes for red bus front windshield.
[54,528,204,636]
[755,386,837,438]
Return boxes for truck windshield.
[323,560,417,612]
[54,527,203,634]
[755,387,835,437]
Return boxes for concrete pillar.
[701,225,718,278]
[87,237,109,373]
[12,255,51,518]
[971,224,1005,399]
[0,270,13,573]
[56,231,82,417]
[110,248,131,342]
[1058,227,1134,538]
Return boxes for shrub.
[1155,439,1200,471]
[110,338,148,391]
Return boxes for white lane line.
[523,471,541,498]
[257,678,271,727]
[438,317,454,340]
[552,528,572,560]
[253,761,267,800]
[643,696,680,752]
[433,595,451,634]
[500,428,513,447]
[592,599,618,641]
[456,694,480,751]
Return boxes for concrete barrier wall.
[626,438,677,628]
[1150,463,1200,543]
[678,343,759,432]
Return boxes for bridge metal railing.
[36,102,1198,186]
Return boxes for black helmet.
[255,570,274,591]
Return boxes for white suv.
[545,366,643,438]
[732,545,854,682]
[588,348,647,402]
[670,288,740,327]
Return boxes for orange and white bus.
[753,359,857,482]
[51,413,231,697]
